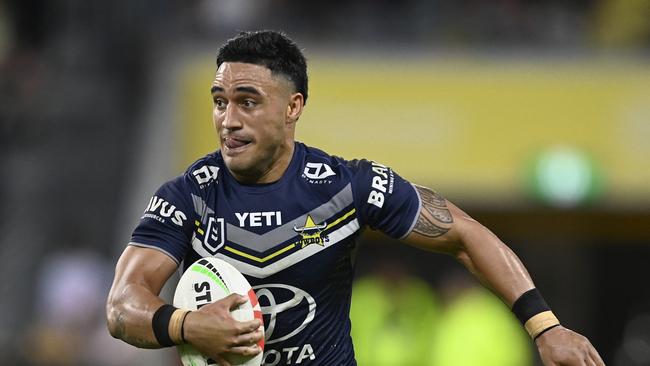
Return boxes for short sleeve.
[349,159,421,239]
[129,175,197,264]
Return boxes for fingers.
[588,348,606,366]
[579,338,604,366]
[582,355,596,366]
[556,348,599,366]
[228,344,263,356]
[555,348,603,366]
[221,293,249,309]
[234,328,264,345]
[236,318,263,334]
[210,333,262,360]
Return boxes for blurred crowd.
[0,0,648,365]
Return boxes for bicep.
[110,245,178,297]
[402,185,479,255]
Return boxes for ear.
[286,92,305,126]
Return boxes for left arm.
[402,184,605,366]
[404,185,533,305]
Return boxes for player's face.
[211,62,301,183]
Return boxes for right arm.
[106,245,176,348]
[106,245,263,362]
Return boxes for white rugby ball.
[173,257,264,366]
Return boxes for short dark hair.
[217,30,308,105]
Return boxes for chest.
[187,181,360,282]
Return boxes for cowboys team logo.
[302,162,335,184]
[195,217,225,254]
[293,215,329,248]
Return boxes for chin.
[223,155,257,177]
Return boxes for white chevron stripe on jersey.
[225,184,353,252]
[215,218,361,278]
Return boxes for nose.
[220,103,243,130]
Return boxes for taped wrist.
[152,304,190,347]
[511,288,560,340]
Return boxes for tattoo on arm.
[414,215,450,237]
[419,186,447,207]
[412,185,453,238]
[114,309,160,348]
[124,335,159,349]
[114,311,126,339]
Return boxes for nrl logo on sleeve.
[302,162,335,184]
[192,165,220,187]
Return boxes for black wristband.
[152,304,177,347]
[511,288,551,325]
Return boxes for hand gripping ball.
[173,257,264,366]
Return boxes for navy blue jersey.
[131,142,421,365]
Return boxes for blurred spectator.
[351,261,440,365]
[350,259,532,365]
[23,250,173,365]
[430,271,532,366]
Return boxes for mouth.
[223,136,252,153]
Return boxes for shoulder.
[301,143,386,174]
[297,142,398,189]
[179,151,224,189]
[298,143,397,202]
[154,151,223,199]
[299,142,368,179]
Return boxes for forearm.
[107,282,166,348]
[454,219,534,306]
[106,246,179,349]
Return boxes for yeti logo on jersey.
[201,217,225,254]
[235,211,283,227]
[192,165,220,187]
[293,215,329,248]
[143,196,187,226]
[302,162,335,184]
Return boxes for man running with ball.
[107,30,605,366]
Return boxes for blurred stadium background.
[1,0,649,365]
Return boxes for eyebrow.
[210,85,262,96]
